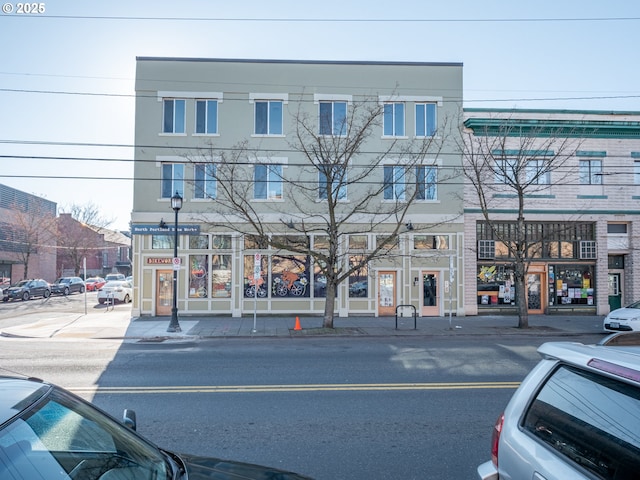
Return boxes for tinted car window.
[523,365,640,479]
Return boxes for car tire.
[98,299,105,305]
[64,287,70,296]
[22,292,30,301]
[43,290,50,298]
[124,294,130,303]
[80,286,85,293]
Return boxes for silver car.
[603,300,640,332]
[477,332,640,480]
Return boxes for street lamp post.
[167,191,183,332]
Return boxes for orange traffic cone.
[294,316,302,331]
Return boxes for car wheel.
[124,294,130,303]
[43,290,50,298]
[22,291,30,301]
[64,287,70,296]
[98,299,105,305]
[80,286,85,293]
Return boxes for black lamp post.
[167,191,183,332]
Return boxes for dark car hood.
[180,453,313,480]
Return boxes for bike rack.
[395,304,417,330]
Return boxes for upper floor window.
[579,159,603,185]
[194,163,216,199]
[495,158,518,185]
[163,99,186,134]
[195,100,218,134]
[161,163,184,198]
[383,103,405,137]
[319,101,347,136]
[416,165,437,200]
[318,166,347,201]
[254,164,283,200]
[634,160,640,184]
[383,165,406,200]
[526,159,550,185]
[254,100,283,135]
[415,103,437,137]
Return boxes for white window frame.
[250,93,288,137]
[195,99,219,135]
[579,240,597,259]
[495,158,518,185]
[382,102,406,137]
[252,157,287,201]
[158,159,185,199]
[478,240,496,260]
[416,164,438,201]
[318,165,348,201]
[383,164,406,201]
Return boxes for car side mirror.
[122,409,137,430]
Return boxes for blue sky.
[1,0,639,230]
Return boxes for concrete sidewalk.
[0,307,608,342]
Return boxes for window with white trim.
[579,159,603,185]
[416,165,437,200]
[194,163,216,199]
[319,101,347,136]
[383,165,406,200]
[318,166,347,200]
[383,103,405,137]
[195,100,218,134]
[254,100,283,135]
[161,163,184,198]
[162,99,186,134]
[526,159,550,184]
[495,158,518,185]
[634,160,640,185]
[254,164,283,200]
[415,103,437,137]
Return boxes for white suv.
[478,332,640,480]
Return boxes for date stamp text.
[2,3,46,14]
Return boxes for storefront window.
[554,265,595,305]
[212,235,231,249]
[349,255,368,298]
[414,235,449,250]
[271,255,310,298]
[189,235,209,249]
[211,254,231,298]
[188,254,208,298]
[476,264,516,306]
[313,263,328,298]
[243,254,268,298]
[152,235,174,249]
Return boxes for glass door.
[156,270,173,316]
[421,272,439,316]
[377,271,396,316]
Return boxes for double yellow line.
[70,381,521,395]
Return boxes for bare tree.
[461,117,583,328]
[56,203,114,277]
[188,96,460,328]
[6,200,58,280]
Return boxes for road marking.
[69,382,521,395]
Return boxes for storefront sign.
[132,224,201,235]
[147,258,173,265]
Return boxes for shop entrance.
[156,270,173,316]
[608,272,622,311]
[377,271,397,316]
[527,264,546,315]
[421,272,439,316]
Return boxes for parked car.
[477,332,640,480]
[0,374,313,479]
[4,279,51,301]
[84,276,106,292]
[50,276,85,296]
[603,299,640,332]
[105,273,126,282]
[97,280,132,304]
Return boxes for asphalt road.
[0,304,604,480]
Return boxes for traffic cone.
[294,316,302,331]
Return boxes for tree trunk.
[515,269,529,329]
[323,281,336,328]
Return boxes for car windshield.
[14,281,29,288]
[0,387,170,480]
[55,278,70,284]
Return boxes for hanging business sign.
[131,224,201,235]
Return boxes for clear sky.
[1,0,639,231]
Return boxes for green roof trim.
[577,195,608,199]
[632,152,640,158]
[464,117,640,139]
[576,151,606,157]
